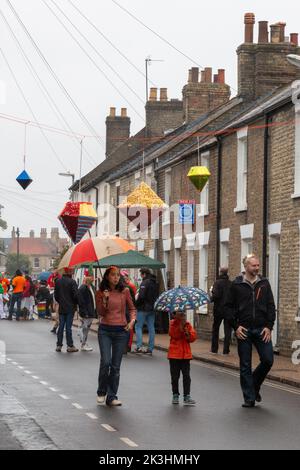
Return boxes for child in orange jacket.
[168,311,197,405]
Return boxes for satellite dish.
[287,54,300,68]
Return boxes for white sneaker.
[107,399,122,406]
[96,395,106,405]
[81,344,93,351]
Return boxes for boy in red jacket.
[168,311,197,405]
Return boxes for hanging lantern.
[16,170,33,190]
[58,201,97,243]
[187,166,211,192]
[118,182,167,232]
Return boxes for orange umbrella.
[57,236,134,272]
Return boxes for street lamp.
[287,54,300,69]
[58,171,75,185]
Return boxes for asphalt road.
[1,319,300,450]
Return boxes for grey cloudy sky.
[0,0,298,239]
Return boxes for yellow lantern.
[187,166,211,192]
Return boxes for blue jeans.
[57,313,74,347]
[238,327,274,402]
[9,292,23,318]
[97,328,128,403]
[135,311,155,351]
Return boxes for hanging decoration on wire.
[187,137,211,192]
[58,201,97,244]
[118,181,167,232]
[16,122,33,190]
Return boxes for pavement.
[73,318,300,389]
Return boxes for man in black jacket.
[134,268,159,355]
[210,267,232,355]
[78,276,96,351]
[54,268,79,353]
[224,254,276,408]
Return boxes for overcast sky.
[0,0,298,240]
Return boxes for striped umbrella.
[58,201,97,243]
[57,236,134,271]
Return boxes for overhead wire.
[42,0,145,121]
[0,7,97,167]
[67,0,156,87]
[6,0,104,148]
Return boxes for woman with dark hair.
[96,266,136,407]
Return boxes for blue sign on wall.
[179,200,195,224]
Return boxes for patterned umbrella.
[154,286,210,313]
[57,236,134,271]
[58,201,97,243]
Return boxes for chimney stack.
[244,12,255,43]
[160,88,168,101]
[149,88,157,101]
[290,33,299,46]
[105,107,131,158]
[29,230,34,238]
[258,21,268,43]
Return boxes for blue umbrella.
[154,286,210,313]
[38,271,52,282]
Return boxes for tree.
[0,217,7,231]
[6,253,32,276]
[52,244,70,270]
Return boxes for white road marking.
[24,370,32,374]
[12,362,18,365]
[49,387,58,392]
[86,413,98,420]
[120,437,138,448]
[32,376,39,380]
[72,403,83,410]
[59,394,70,400]
[18,366,24,369]
[6,358,12,361]
[101,424,116,432]
[39,381,49,386]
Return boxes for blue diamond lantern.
[16,170,33,190]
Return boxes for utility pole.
[16,227,20,268]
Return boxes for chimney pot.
[149,87,157,101]
[201,70,206,82]
[290,33,299,46]
[244,12,255,43]
[188,69,192,83]
[160,88,168,101]
[277,22,286,42]
[30,230,34,238]
[204,67,212,83]
[270,23,281,43]
[109,107,116,117]
[218,69,225,84]
[121,108,127,117]
[191,67,199,83]
[213,74,219,83]
[258,21,269,43]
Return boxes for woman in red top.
[96,266,136,407]
[168,311,197,406]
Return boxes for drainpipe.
[262,114,270,277]
[216,136,222,276]
[92,186,99,236]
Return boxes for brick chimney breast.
[105,107,131,158]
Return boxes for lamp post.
[58,171,75,185]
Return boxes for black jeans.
[238,327,274,403]
[169,359,191,397]
[211,316,232,354]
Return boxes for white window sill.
[291,193,300,200]
[234,206,247,213]
[162,220,171,226]
[295,316,300,322]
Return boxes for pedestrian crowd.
[2,252,276,409]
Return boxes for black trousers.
[211,315,232,354]
[169,359,191,396]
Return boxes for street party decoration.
[16,170,33,190]
[57,236,134,271]
[118,182,167,232]
[58,201,97,243]
[187,166,210,192]
[154,286,210,314]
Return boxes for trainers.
[96,395,106,405]
[67,346,79,353]
[143,349,153,356]
[172,394,179,405]
[242,401,255,408]
[183,395,196,406]
[133,347,143,353]
[81,344,93,351]
[106,399,122,407]
[56,346,62,352]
